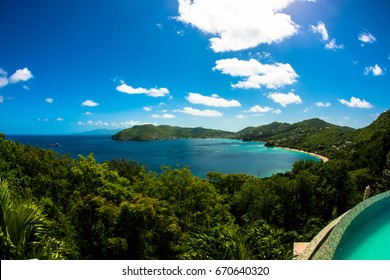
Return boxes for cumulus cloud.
[78,120,147,129]
[213,58,298,89]
[9,68,33,84]
[0,67,34,88]
[338,97,373,109]
[267,92,302,107]
[186,92,241,107]
[176,0,314,52]
[56,117,64,121]
[151,114,176,119]
[311,22,344,50]
[358,32,376,46]
[315,102,331,107]
[82,100,99,107]
[364,64,384,76]
[116,81,170,97]
[176,107,223,117]
[143,106,152,112]
[45,98,54,104]
[235,114,247,119]
[247,105,273,113]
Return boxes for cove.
[8,135,321,178]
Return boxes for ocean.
[6,135,320,178]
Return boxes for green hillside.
[112,124,237,141]
[238,118,355,157]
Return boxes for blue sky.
[0,0,389,134]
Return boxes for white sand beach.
[282,147,329,162]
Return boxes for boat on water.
[47,142,61,147]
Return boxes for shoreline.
[280,147,329,162]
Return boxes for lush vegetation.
[0,110,389,260]
[112,124,236,141]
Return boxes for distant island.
[111,124,237,141]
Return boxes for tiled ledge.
[295,212,348,260]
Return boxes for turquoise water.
[7,135,320,178]
[333,195,390,260]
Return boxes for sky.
[0,0,389,134]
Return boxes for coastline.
[281,147,329,162]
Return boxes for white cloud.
[38,118,49,122]
[364,64,384,76]
[267,91,302,107]
[78,120,109,127]
[110,121,147,128]
[56,117,64,121]
[45,98,54,104]
[315,102,331,107]
[338,97,373,109]
[311,22,343,50]
[82,100,99,107]
[247,105,273,113]
[116,81,170,97]
[311,21,328,41]
[0,77,7,89]
[9,68,33,84]
[186,92,241,107]
[358,32,376,45]
[214,58,298,89]
[235,114,247,119]
[78,120,147,129]
[83,112,93,115]
[273,109,282,114]
[0,67,34,88]
[325,39,344,50]
[151,114,176,119]
[148,88,170,97]
[0,96,4,103]
[0,69,8,88]
[176,0,313,52]
[176,107,223,117]
[143,106,152,112]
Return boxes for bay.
[7,135,320,178]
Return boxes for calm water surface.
[7,135,319,178]
[333,195,390,260]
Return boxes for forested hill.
[112,124,236,141]
[238,118,355,156]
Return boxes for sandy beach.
[281,147,329,162]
